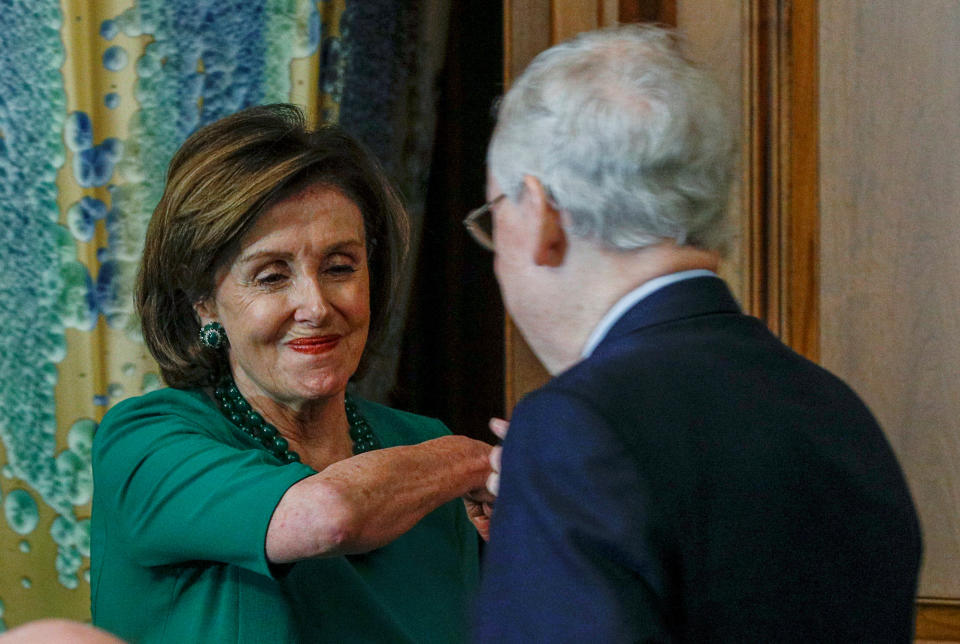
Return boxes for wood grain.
[916,601,960,641]
[740,0,770,319]
[727,0,820,357]
[600,0,619,26]
[503,0,551,85]
[780,0,819,360]
[620,0,677,25]
[818,0,960,600]
[503,317,549,413]
[551,0,600,41]
[676,0,746,306]
[501,0,554,407]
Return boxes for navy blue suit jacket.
[473,276,921,643]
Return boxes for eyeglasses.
[463,194,505,252]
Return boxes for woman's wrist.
[424,435,494,497]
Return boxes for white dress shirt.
[580,269,718,359]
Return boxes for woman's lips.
[287,336,341,354]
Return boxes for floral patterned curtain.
[0,0,445,628]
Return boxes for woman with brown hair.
[90,104,493,643]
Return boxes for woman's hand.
[463,417,509,541]
[267,435,493,562]
[463,486,495,542]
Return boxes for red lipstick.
[287,336,341,354]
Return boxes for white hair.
[487,25,737,252]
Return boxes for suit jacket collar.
[596,276,742,351]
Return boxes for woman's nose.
[293,277,330,324]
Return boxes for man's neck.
[539,242,720,374]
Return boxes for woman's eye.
[325,253,359,276]
[254,272,287,286]
[327,264,357,276]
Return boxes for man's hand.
[486,417,508,496]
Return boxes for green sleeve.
[93,389,314,578]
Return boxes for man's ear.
[521,175,567,267]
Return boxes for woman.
[90,104,494,643]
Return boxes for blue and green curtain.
[0,0,447,628]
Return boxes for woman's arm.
[266,435,493,563]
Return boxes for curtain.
[0,0,445,628]
[339,0,450,401]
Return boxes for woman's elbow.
[311,491,358,556]
[267,477,359,562]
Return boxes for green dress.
[90,387,478,643]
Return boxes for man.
[469,25,921,642]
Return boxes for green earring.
[199,321,227,350]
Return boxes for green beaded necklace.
[214,375,381,464]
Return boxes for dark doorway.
[392,2,505,443]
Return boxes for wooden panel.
[504,0,551,85]
[551,0,600,41]
[818,0,960,600]
[677,0,819,360]
[738,0,771,319]
[725,0,820,356]
[763,0,819,359]
[503,320,546,412]
[600,0,619,26]
[502,0,553,406]
[620,0,677,25]
[675,0,745,306]
[917,601,960,641]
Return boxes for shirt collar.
[580,269,718,359]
